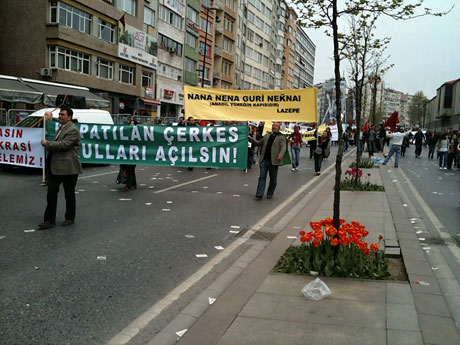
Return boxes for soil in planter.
[386,256,408,281]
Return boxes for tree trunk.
[332,0,343,231]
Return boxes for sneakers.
[443,167,447,170]
[291,168,295,171]
[38,221,55,230]
[440,167,443,170]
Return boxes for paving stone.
[385,247,401,256]
[181,301,210,319]
[400,247,428,262]
[412,293,451,317]
[418,314,460,345]
[409,275,442,295]
[239,293,386,329]
[387,330,424,345]
[217,316,386,345]
[398,232,421,241]
[432,264,456,279]
[146,331,178,345]
[387,303,420,331]
[404,260,435,276]
[386,283,414,305]
[385,239,399,247]
[438,278,460,296]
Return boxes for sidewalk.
[147,153,460,345]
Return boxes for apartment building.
[294,25,315,88]
[426,78,460,131]
[280,6,296,89]
[382,88,412,125]
[315,78,347,124]
[0,0,160,115]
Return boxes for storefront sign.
[146,87,153,98]
[118,23,158,69]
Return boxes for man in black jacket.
[414,128,425,157]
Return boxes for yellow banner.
[184,86,318,122]
[263,122,325,142]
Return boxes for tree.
[294,0,451,230]
[408,91,427,127]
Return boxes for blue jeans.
[383,144,401,167]
[291,146,300,168]
[247,150,254,169]
[439,151,448,168]
[256,159,279,197]
[428,145,436,158]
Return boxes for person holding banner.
[39,106,82,230]
[249,122,286,200]
[314,131,330,176]
[288,125,302,171]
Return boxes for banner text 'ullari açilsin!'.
[46,122,249,169]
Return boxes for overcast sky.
[301,0,459,99]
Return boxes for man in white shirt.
[382,127,411,167]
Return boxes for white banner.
[0,127,44,168]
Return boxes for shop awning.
[22,78,110,108]
[139,97,161,105]
[0,75,110,108]
[0,75,43,104]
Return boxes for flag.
[383,111,400,132]
[363,122,368,132]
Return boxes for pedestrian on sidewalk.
[382,126,410,168]
[249,122,286,200]
[437,132,449,170]
[314,131,329,176]
[367,125,376,157]
[288,125,302,171]
[401,134,410,157]
[378,124,386,152]
[428,131,438,159]
[39,106,82,230]
[343,127,350,152]
[309,125,318,159]
[414,128,425,157]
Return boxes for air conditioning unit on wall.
[40,68,53,77]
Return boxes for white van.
[15,108,114,128]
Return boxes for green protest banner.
[46,121,249,169]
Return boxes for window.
[255,16,264,30]
[202,0,211,8]
[159,5,183,30]
[264,23,271,35]
[246,28,254,42]
[225,0,235,11]
[199,42,211,56]
[119,64,134,84]
[185,58,196,73]
[263,71,269,82]
[185,32,197,48]
[223,39,233,53]
[49,46,90,74]
[97,58,114,79]
[243,81,251,89]
[144,6,155,27]
[253,50,262,63]
[142,70,153,87]
[98,19,116,43]
[117,0,136,16]
[444,85,453,108]
[244,63,252,75]
[245,46,252,58]
[201,66,210,80]
[222,60,232,75]
[200,17,212,34]
[264,7,271,19]
[247,10,255,24]
[186,6,198,23]
[253,67,262,79]
[224,16,234,32]
[158,33,183,56]
[51,2,92,34]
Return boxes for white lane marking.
[80,170,119,179]
[153,174,218,194]
[119,198,131,201]
[0,236,6,240]
[214,246,224,250]
[24,229,36,233]
[395,167,460,264]
[229,230,240,234]
[185,234,195,238]
[145,203,152,206]
[162,209,170,212]
[105,154,341,345]
[195,254,208,258]
[230,225,240,229]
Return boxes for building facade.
[315,78,347,124]
[426,78,460,131]
[0,0,316,120]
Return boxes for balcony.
[213,71,221,79]
[214,45,222,56]
[214,22,223,33]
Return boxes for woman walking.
[437,132,449,170]
[288,125,302,171]
[314,131,329,176]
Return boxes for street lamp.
[200,5,219,88]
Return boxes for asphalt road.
[0,145,341,345]
[393,144,460,243]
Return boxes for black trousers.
[415,143,423,156]
[44,174,78,223]
[314,152,324,173]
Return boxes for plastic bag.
[371,156,383,164]
[301,278,331,301]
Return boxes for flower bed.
[350,159,374,169]
[340,168,385,191]
[275,218,389,279]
